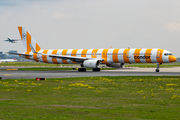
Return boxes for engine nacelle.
[107,63,124,68]
[83,60,100,68]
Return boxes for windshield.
[164,53,172,56]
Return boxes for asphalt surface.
[0,67,180,79]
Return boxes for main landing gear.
[78,68,86,72]
[92,68,100,72]
[155,63,161,72]
[78,68,101,72]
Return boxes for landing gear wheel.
[78,68,86,72]
[92,68,100,72]
[155,63,161,72]
[155,69,159,72]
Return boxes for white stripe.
[107,49,114,64]
[29,52,33,60]
[31,37,36,51]
[38,50,44,62]
[97,49,103,59]
[140,49,147,63]
[76,49,83,57]
[86,49,93,58]
[56,49,63,64]
[162,50,169,63]
[118,49,125,63]
[46,50,53,63]
[22,27,27,52]
[151,49,158,63]
[129,49,136,63]
[66,49,73,64]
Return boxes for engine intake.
[83,60,100,68]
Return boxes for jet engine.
[83,60,100,68]
[106,63,125,68]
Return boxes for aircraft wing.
[48,54,103,62]
[12,39,20,41]
[48,54,88,62]
[7,52,103,62]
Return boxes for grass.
[1,62,180,69]
[0,76,180,119]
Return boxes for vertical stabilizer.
[18,26,41,52]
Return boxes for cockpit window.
[164,53,172,56]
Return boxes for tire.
[92,68,100,72]
[78,68,86,72]
[155,69,159,72]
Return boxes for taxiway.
[0,67,180,79]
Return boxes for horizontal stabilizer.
[7,52,32,56]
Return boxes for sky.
[0,0,180,57]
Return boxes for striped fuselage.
[24,48,173,64]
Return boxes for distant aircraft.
[8,26,177,72]
[0,59,17,63]
[3,37,20,43]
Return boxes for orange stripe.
[156,49,164,63]
[91,49,98,58]
[18,27,22,40]
[102,49,109,64]
[123,49,130,63]
[134,49,141,63]
[145,49,152,63]
[71,49,78,56]
[81,49,88,57]
[36,43,41,51]
[71,49,78,64]
[62,49,68,64]
[33,53,38,62]
[42,50,49,63]
[25,52,30,59]
[52,50,58,64]
[26,31,31,52]
[112,49,119,63]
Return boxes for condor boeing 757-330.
[8,26,177,72]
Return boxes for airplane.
[3,37,20,43]
[8,26,177,72]
[0,59,17,63]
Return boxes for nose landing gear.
[155,68,159,72]
[155,63,161,72]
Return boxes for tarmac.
[0,67,180,79]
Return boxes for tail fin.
[18,26,41,52]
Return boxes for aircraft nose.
[169,55,177,62]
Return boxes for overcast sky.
[0,0,180,57]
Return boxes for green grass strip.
[0,76,180,119]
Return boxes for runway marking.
[3,74,11,76]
